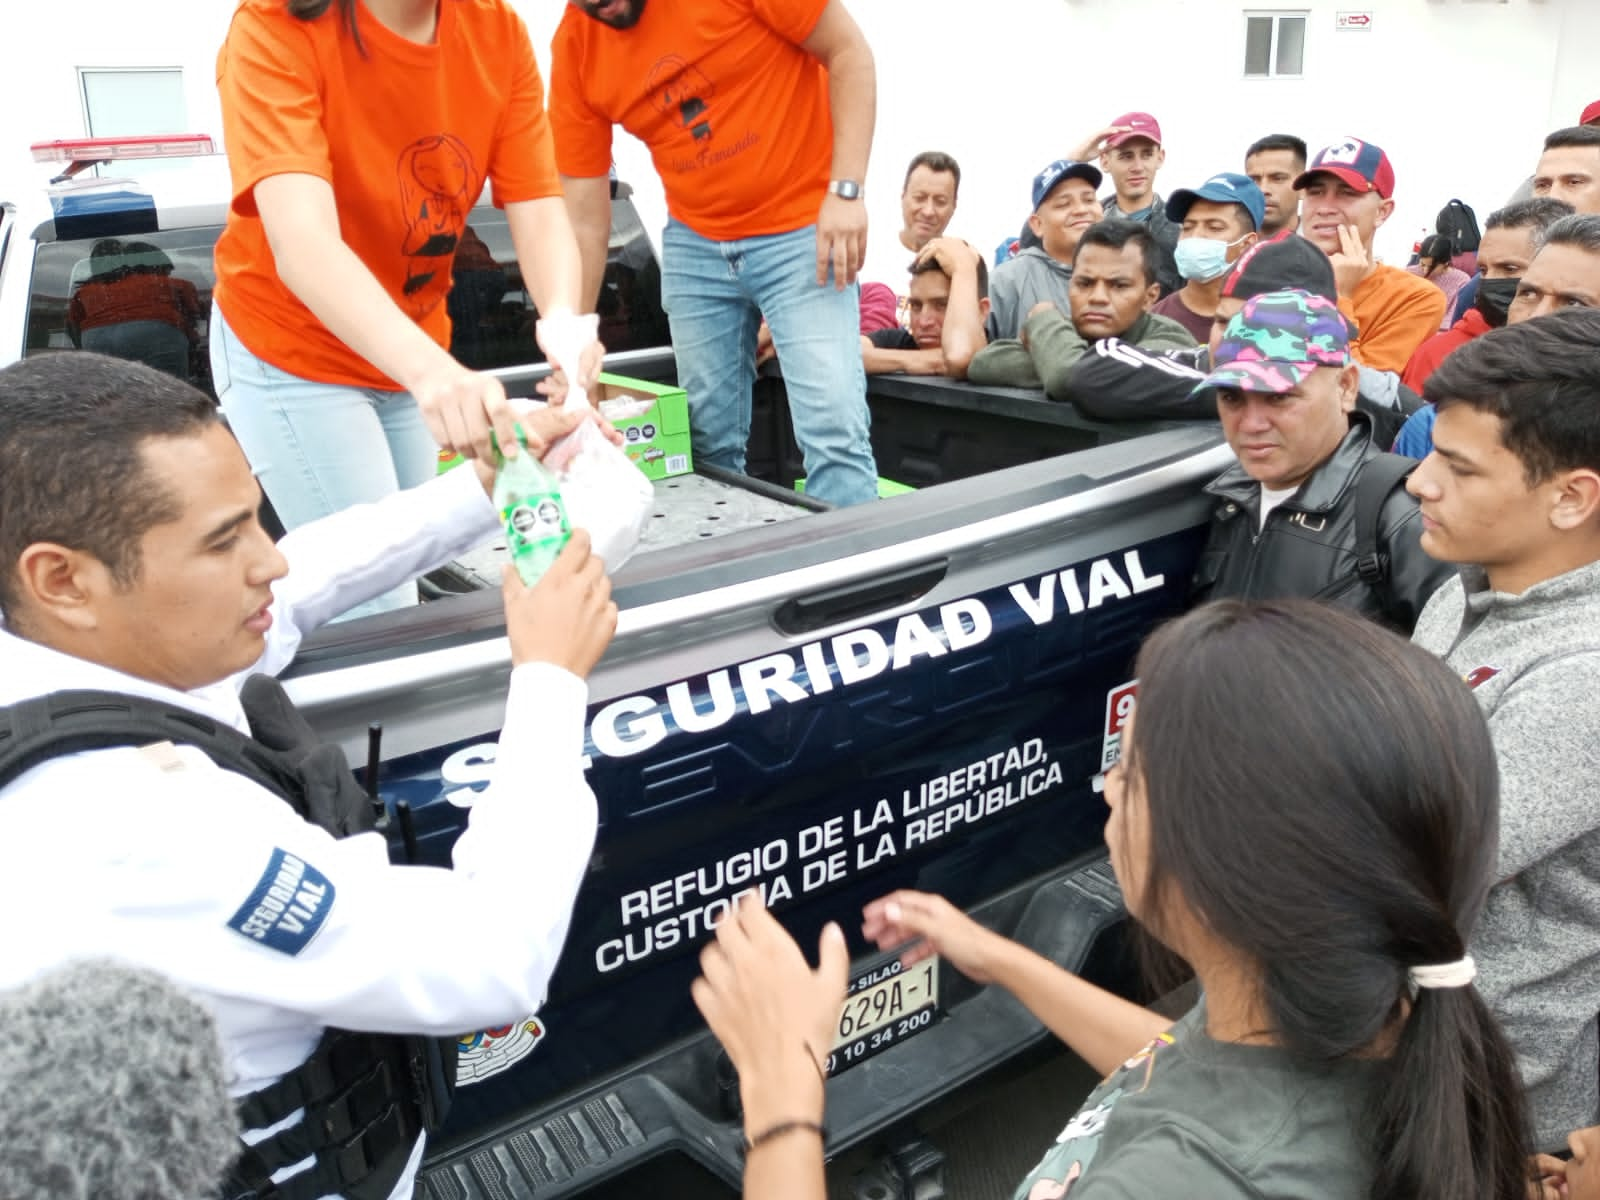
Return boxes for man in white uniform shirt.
[0,352,617,1200]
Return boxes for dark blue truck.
[3,165,1229,1198]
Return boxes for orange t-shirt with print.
[549,0,833,243]
[213,0,563,390]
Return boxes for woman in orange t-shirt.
[212,0,600,615]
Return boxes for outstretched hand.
[692,892,848,1128]
[861,890,1001,985]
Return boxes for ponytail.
[1128,602,1534,1200]
[1372,985,1529,1200]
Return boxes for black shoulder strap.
[0,688,304,806]
[1354,453,1419,586]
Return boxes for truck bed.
[451,470,816,587]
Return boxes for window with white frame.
[1243,11,1307,78]
[79,68,187,138]
[77,68,188,176]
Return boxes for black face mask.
[1475,277,1521,328]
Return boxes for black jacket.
[1190,417,1457,634]
[1065,338,1423,445]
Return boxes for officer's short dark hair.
[1425,308,1600,483]
[1074,220,1162,289]
[0,353,219,618]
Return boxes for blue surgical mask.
[1175,234,1249,283]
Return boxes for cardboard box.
[434,373,693,481]
[594,373,693,481]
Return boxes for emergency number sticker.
[1101,681,1138,771]
[226,848,335,956]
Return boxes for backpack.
[1435,199,1482,254]
[0,675,457,1200]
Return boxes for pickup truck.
[3,154,1231,1198]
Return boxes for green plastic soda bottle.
[493,429,571,585]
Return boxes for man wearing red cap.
[1064,114,1181,296]
[1294,136,1446,374]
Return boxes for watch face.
[831,180,862,200]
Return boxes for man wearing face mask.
[1150,174,1264,342]
[1395,199,1577,456]
[1402,200,1573,394]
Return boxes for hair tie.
[1409,955,1476,990]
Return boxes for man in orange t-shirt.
[212,0,600,616]
[550,0,880,506]
[1292,138,1445,375]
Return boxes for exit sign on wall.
[1336,10,1374,29]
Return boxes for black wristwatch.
[827,179,862,201]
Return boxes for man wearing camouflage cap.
[1189,289,1455,633]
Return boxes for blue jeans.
[660,220,878,507]
[83,320,192,381]
[209,307,437,617]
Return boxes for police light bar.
[31,134,215,164]
[31,134,215,182]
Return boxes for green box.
[433,373,692,481]
[595,373,693,481]
[795,476,916,498]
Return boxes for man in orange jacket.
[1293,137,1444,374]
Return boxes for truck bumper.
[416,854,1128,1198]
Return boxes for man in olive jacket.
[1188,289,1455,634]
[967,220,1194,394]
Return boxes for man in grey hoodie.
[987,159,1104,340]
[1408,307,1600,1153]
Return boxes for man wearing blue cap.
[986,160,1104,339]
[1149,173,1264,342]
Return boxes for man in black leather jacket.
[1189,289,1456,633]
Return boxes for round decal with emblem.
[456,1016,546,1085]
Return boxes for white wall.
[3,0,1594,266]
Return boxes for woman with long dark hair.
[694,600,1532,1200]
[212,0,600,616]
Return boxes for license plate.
[826,957,939,1075]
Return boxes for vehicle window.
[23,196,670,391]
[26,226,220,391]
[453,197,668,369]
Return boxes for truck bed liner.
[451,472,810,587]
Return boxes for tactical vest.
[0,676,457,1200]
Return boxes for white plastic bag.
[511,398,653,573]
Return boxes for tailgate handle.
[773,560,949,637]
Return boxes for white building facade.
[2,0,1595,264]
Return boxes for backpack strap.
[1353,452,1419,587]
